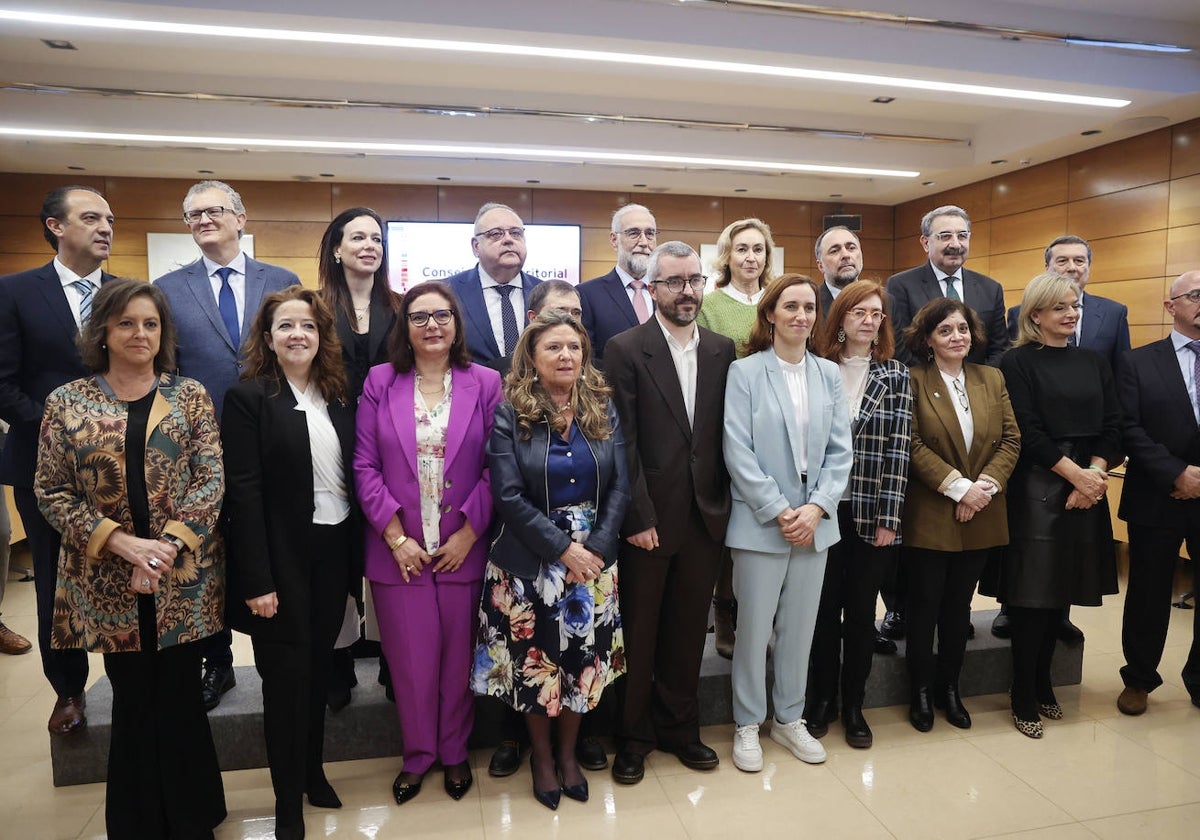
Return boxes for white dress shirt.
[478,264,525,355]
[1171,329,1200,425]
[931,263,963,299]
[202,251,248,325]
[655,313,699,428]
[52,257,102,327]
[287,380,350,526]
[776,352,809,473]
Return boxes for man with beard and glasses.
[579,204,657,365]
[816,225,865,315]
[604,241,737,784]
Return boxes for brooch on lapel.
[933,391,941,398]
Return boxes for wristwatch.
[160,535,186,553]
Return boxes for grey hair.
[1044,234,1092,267]
[184,180,245,215]
[920,205,970,237]
[473,202,521,230]
[644,241,699,284]
[611,203,655,234]
[814,225,860,260]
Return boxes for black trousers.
[616,505,722,755]
[1008,605,1059,718]
[251,523,349,824]
[808,502,894,708]
[1121,522,1200,698]
[905,547,988,690]
[104,598,225,840]
[13,486,88,697]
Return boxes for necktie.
[71,279,93,326]
[1188,341,1200,422]
[944,276,961,301]
[494,284,520,356]
[630,279,650,324]
[216,267,240,347]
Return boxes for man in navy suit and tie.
[447,203,542,365]
[579,203,657,363]
[155,179,299,710]
[1116,269,1200,716]
[887,205,1008,367]
[0,185,116,734]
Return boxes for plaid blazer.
[846,358,912,544]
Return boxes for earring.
[871,336,879,347]
[533,372,539,381]
[836,327,846,343]
[334,254,341,264]
[101,343,107,350]
[926,347,934,362]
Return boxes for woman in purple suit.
[354,280,504,805]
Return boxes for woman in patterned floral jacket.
[36,278,226,840]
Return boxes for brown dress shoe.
[48,694,87,735]
[0,621,32,655]
[1117,686,1148,716]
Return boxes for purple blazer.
[354,362,503,586]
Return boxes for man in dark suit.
[816,225,864,316]
[155,179,299,710]
[579,203,657,363]
[604,241,736,784]
[997,235,1131,642]
[1115,269,1200,716]
[0,185,115,734]
[447,203,542,364]
[887,205,1008,367]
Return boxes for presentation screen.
[386,222,581,294]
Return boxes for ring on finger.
[148,558,160,570]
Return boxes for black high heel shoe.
[306,775,342,808]
[558,764,589,803]
[530,756,560,811]
[443,761,474,800]
[392,770,425,805]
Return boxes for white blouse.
[288,380,350,525]
[777,352,809,473]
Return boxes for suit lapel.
[764,353,807,477]
[242,257,267,341]
[387,370,419,473]
[640,322,692,440]
[603,271,640,328]
[33,263,80,338]
[182,259,236,352]
[919,264,942,308]
[459,269,500,360]
[804,356,830,474]
[444,366,479,472]
[1080,295,1103,347]
[922,366,970,467]
[367,300,393,364]
[854,368,887,437]
[329,395,358,490]
[1151,339,1196,425]
[691,335,723,445]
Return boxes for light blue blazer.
[723,349,853,555]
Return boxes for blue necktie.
[70,279,94,326]
[494,284,520,356]
[216,267,240,346]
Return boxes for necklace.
[417,371,448,396]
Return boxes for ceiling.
[1,0,1198,205]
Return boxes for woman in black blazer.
[222,286,361,840]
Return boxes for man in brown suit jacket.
[604,241,737,784]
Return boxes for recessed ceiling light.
[633,184,647,188]
[198,169,214,174]
[991,159,1008,165]
[1081,129,1102,136]
[41,39,76,50]
[734,188,748,193]
[922,181,936,186]
[436,176,452,181]
[319,172,335,177]
[829,193,843,198]
[872,97,895,104]
[526,179,540,184]
[0,10,1131,108]
[66,165,85,171]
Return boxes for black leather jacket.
[486,400,629,579]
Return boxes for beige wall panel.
[990,205,1067,255]
[1088,231,1167,283]
[236,182,331,222]
[331,184,438,221]
[0,253,50,274]
[1086,277,1169,326]
[0,174,106,217]
[809,201,894,240]
[892,235,925,271]
[1169,173,1200,228]
[1166,224,1200,277]
[633,194,723,233]
[990,249,1046,292]
[898,181,993,234]
[106,255,149,278]
[529,189,629,226]
[0,216,57,255]
[582,228,616,263]
[109,219,189,257]
[1130,324,1169,348]
[721,198,812,238]
[1068,183,1170,240]
[580,260,613,282]
[1068,129,1171,201]
[104,177,201,220]
[251,221,332,259]
[991,160,1069,217]
[264,257,319,288]
[437,187,532,222]
[1172,118,1200,180]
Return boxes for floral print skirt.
[472,502,625,716]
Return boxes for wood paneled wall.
[0,175,892,290]
[893,117,1200,348]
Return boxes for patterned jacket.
[845,359,912,544]
[35,374,225,653]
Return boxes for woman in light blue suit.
[723,274,852,773]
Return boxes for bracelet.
[1087,465,1104,472]
[387,534,408,551]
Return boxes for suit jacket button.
[444,479,452,488]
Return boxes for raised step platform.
[50,608,1082,786]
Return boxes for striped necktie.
[71,279,94,326]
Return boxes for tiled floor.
[2,550,1199,839]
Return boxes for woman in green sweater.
[696,217,779,658]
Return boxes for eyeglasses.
[1170,289,1200,304]
[931,230,971,243]
[407,309,454,327]
[620,227,657,241]
[183,206,235,224]
[951,379,970,413]
[474,226,525,242]
[848,308,886,322]
[652,275,705,294]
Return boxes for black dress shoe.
[991,608,1011,639]
[880,610,906,640]
[275,812,305,840]
[671,741,719,771]
[558,767,589,802]
[966,621,976,640]
[488,740,525,777]
[392,771,424,805]
[874,634,898,655]
[802,698,837,738]
[443,761,473,800]
[326,682,352,713]
[306,775,342,808]
[1057,618,1085,643]
[530,757,560,810]
[841,706,873,749]
[909,686,934,732]
[576,736,608,771]
[611,750,645,785]
[200,663,236,712]
[935,685,972,729]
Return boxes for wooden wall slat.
[0,174,106,216]
[437,188,533,222]
[722,197,812,238]
[634,194,723,232]
[331,184,438,221]
[1068,129,1171,202]
[1166,224,1200,277]
[1068,183,1170,241]
[1088,231,1167,283]
[1169,173,1200,228]
[1171,118,1200,181]
[991,159,1069,218]
[528,189,628,227]
[1087,277,1169,326]
[989,249,1046,291]
[990,205,1067,256]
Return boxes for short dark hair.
[1043,234,1092,266]
[527,279,578,315]
[387,281,473,373]
[41,185,103,250]
[78,278,177,374]
[901,298,986,361]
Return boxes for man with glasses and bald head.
[579,203,657,364]
[447,202,543,365]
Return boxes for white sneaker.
[770,718,827,764]
[732,724,763,772]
